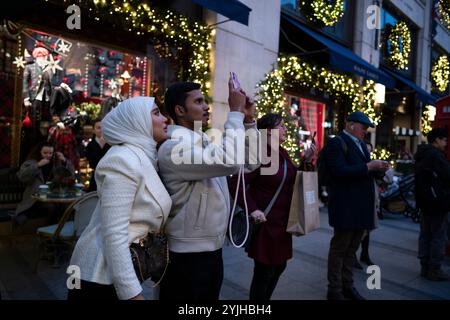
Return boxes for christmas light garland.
[386,21,411,70]
[438,0,450,28]
[431,55,450,92]
[421,105,434,135]
[41,0,212,97]
[297,0,345,26]
[256,56,377,163]
[371,148,392,161]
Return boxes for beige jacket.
[70,144,172,299]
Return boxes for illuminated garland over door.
[256,56,377,163]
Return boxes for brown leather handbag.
[130,232,169,286]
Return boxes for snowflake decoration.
[56,39,71,55]
[44,54,63,74]
[13,56,26,69]
[108,79,118,90]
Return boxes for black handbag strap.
[263,158,287,216]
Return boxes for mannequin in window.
[21,47,54,160]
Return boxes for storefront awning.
[393,126,420,137]
[382,67,437,105]
[192,0,252,26]
[282,14,395,88]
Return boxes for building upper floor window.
[380,7,416,79]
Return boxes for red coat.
[229,147,297,265]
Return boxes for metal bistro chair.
[34,191,98,272]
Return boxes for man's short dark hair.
[257,113,282,130]
[164,82,201,123]
[427,128,448,144]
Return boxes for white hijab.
[102,96,158,168]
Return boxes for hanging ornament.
[22,112,32,127]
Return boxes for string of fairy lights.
[256,56,377,163]
[297,0,345,26]
[42,0,212,97]
[431,55,450,92]
[387,21,411,70]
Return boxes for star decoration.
[108,79,118,90]
[44,55,63,74]
[13,56,26,69]
[56,40,71,54]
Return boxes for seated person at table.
[86,118,110,191]
[13,142,74,225]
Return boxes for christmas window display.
[17,28,152,180]
[21,28,151,105]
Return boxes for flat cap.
[346,111,375,128]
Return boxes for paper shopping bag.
[286,171,320,236]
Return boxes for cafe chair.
[34,191,98,272]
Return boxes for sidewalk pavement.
[0,208,449,300]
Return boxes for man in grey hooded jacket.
[158,79,259,300]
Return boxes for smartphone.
[230,72,241,90]
[311,131,317,145]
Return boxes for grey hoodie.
[157,112,260,253]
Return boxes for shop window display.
[286,93,326,150]
[19,28,152,176]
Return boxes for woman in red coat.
[229,113,316,301]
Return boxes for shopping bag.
[286,171,320,236]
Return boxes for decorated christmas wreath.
[438,0,450,28]
[431,55,450,92]
[297,0,345,26]
[386,21,411,70]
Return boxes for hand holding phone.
[228,72,245,112]
[230,72,241,90]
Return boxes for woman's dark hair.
[164,82,201,124]
[257,113,282,130]
[100,97,120,119]
[92,118,102,126]
[427,128,448,144]
[26,141,54,161]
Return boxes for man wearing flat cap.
[325,111,389,300]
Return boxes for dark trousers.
[418,212,448,270]
[159,249,223,301]
[67,280,118,300]
[249,260,286,301]
[359,231,370,259]
[327,229,364,292]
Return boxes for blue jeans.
[418,213,448,270]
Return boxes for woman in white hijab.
[68,97,172,300]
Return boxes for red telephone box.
[434,95,450,159]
